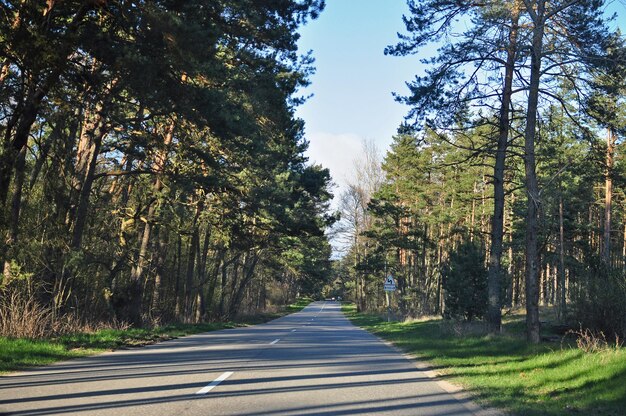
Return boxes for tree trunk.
[174,235,183,318]
[184,222,200,321]
[487,4,519,334]
[523,0,546,344]
[131,201,156,281]
[151,226,169,320]
[126,121,175,326]
[602,127,615,264]
[0,99,39,268]
[109,106,144,207]
[195,291,205,323]
[218,253,241,317]
[70,121,107,249]
[2,146,26,280]
[508,192,515,306]
[197,225,212,285]
[471,181,476,239]
[353,222,360,310]
[622,221,626,275]
[219,260,229,317]
[71,74,120,249]
[227,258,241,314]
[205,250,225,315]
[28,122,61,191]
[0,89,43,211]
[558,194,567,321]
[0,3,94,228]
[228,253,260,318]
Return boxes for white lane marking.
[195,371,234,395]
[270,339,280,345]
[320,302,327,312]
[291,329,296,332]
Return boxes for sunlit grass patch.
[287,297,313,312]
[342,304,626,416]
[56,322,239,350]
[0,337,94,373]
[1,299,315,374]
[2,321,247,374]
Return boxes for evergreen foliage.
[0,0,332,331]
[442,240,488,321]
[334,0,626,344]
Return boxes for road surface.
[0,302,489,415]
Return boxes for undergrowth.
[0,297,312,373]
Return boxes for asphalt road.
[0,302,488,416]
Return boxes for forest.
[0,0,334,333]
[335,0,626,343]
[2,0,626,348]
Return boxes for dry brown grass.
[0,290,56,338]
[439,319,490,337]
[566,326,623,353]
[0,287,129,339]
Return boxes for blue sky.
[296,0,422,195]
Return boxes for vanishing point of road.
[1,302,496,415]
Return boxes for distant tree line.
[335,0,626,342]
[0,0,334,330]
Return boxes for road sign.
[383,275,396,291]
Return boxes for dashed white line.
[291,329,296,332]
[195,371,234,395]
[270,339,280,345]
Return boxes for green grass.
[0,337,96,373]
[342,304,626,416]
[0,298,313,374]
[287,296,314,312]
[0,322,239,374]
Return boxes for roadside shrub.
[566,326,622,353]
[0,281,129,339]
[441,240,488,321]
[571,260,626,340]
[0,286,54,338]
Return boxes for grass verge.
[286,296,314,312]
[342,303,626,416]
[0,322,239,374]
[0,298,313,374]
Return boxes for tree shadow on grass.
[351,312,626,415]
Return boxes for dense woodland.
[2,0,626,346]
[335,0,626,342]
[0,0,334,331]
